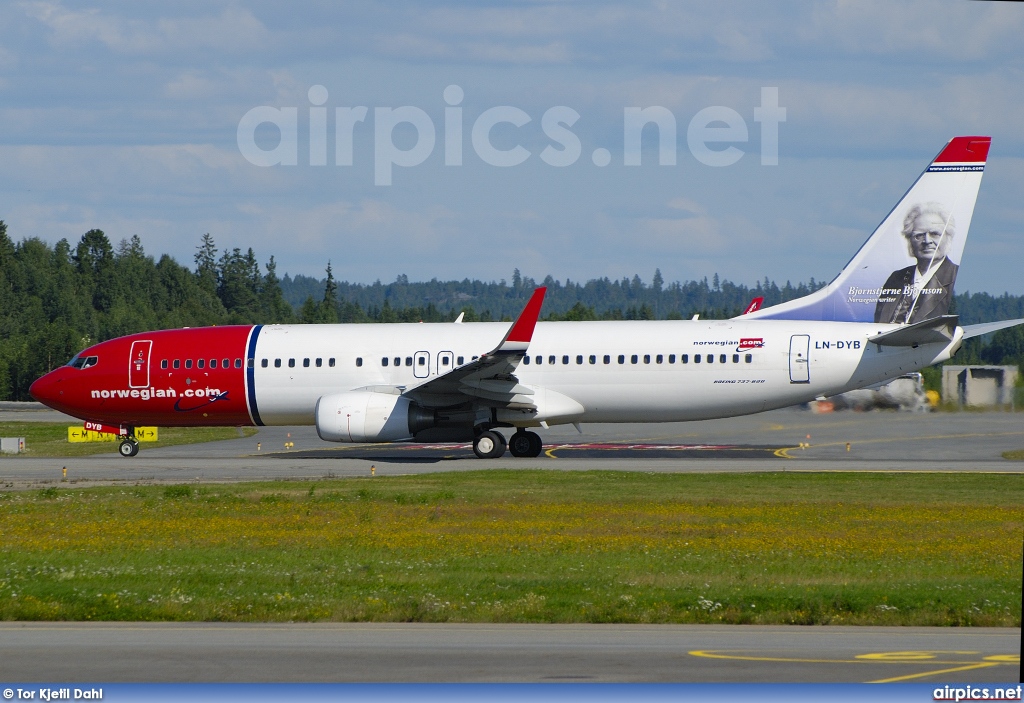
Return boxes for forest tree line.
[1,223,1022,400]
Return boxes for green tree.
[319,261,339,323]
[260,256,294,323]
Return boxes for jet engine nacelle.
[315,391,435,443]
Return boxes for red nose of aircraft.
[29,368,64,409]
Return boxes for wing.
[404,287,546,410]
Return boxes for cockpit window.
[68,354,98,369]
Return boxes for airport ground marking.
[690,649,1018,678]
[868,662,1002,683]
[796,430,1024,452]
[692,649,1016,684]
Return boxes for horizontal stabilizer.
[962,318,1024,340]
[868,315,958,347]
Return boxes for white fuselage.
[250,319,956,427]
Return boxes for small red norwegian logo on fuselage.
[737,338,765,351]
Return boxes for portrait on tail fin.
[873,202,958,324]
[741,136,988,324]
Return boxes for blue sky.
[2,1,1023,293]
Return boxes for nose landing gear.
[118,437,140,457]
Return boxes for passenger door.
[789,334,810,384]
[436,351,454,376]
[129,340,152,388]
[413,351,430,379]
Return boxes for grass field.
[0,471,1020,625]
[0,422,257,457]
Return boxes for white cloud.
[3,1,1024,293]
[25,2,268,56]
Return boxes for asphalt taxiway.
[0,623,1019,683]
[2,404,1023,487]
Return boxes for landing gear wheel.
[473,430,506,459]
[509,431,543,458]
[118,438,139,458]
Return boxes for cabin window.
[417,357,425,366]
[720,354,727,364]
[523,356,530,365]
[745,354,752,363]
[472,356,479,361]
[680,354,688,364]
[405,357,413,366]
[694,354,701,363]
[160,360,168,369]
[707,355,714,364]
[247,358,254,368]
[631,355,638,364]
[669,354,676,364]
[562,355,569,365]
[656,354,663,364]
[643,354,651,364]
[288,358,295,368]
[235,359,242,368]
[618,355,625,364]
[210,359,218,369]
[548,355,556,365]
[457,356,464,365]
[223,358,230,368]
[441,356,450,366]
[589,355,596,365]
[185,359,193,369]
[197,359,205,369]
[302,358,309,367]
[356,357,363,367]
[603,355,610,364]
[576,355,583,365]
[274,359,281,368]
[535,355,542,365]
[172,359,180,369]
[382,357,389,367]
[329,358,336,367]
[261,359,268,368]
[732,354,739,363]
[316,358,323,367]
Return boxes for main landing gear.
[508,430,543,458]
[472,429,543,459]
[473,430,506,459]
[118,436,140,457]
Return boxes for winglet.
[494,287,546,353]
[742,296,764,315]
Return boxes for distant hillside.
[280,269,829,322]
[281,270,1024,326]
[1,223,1022,400]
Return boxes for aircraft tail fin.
[745,136,990,324]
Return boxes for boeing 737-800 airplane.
[29,136,1023,459]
